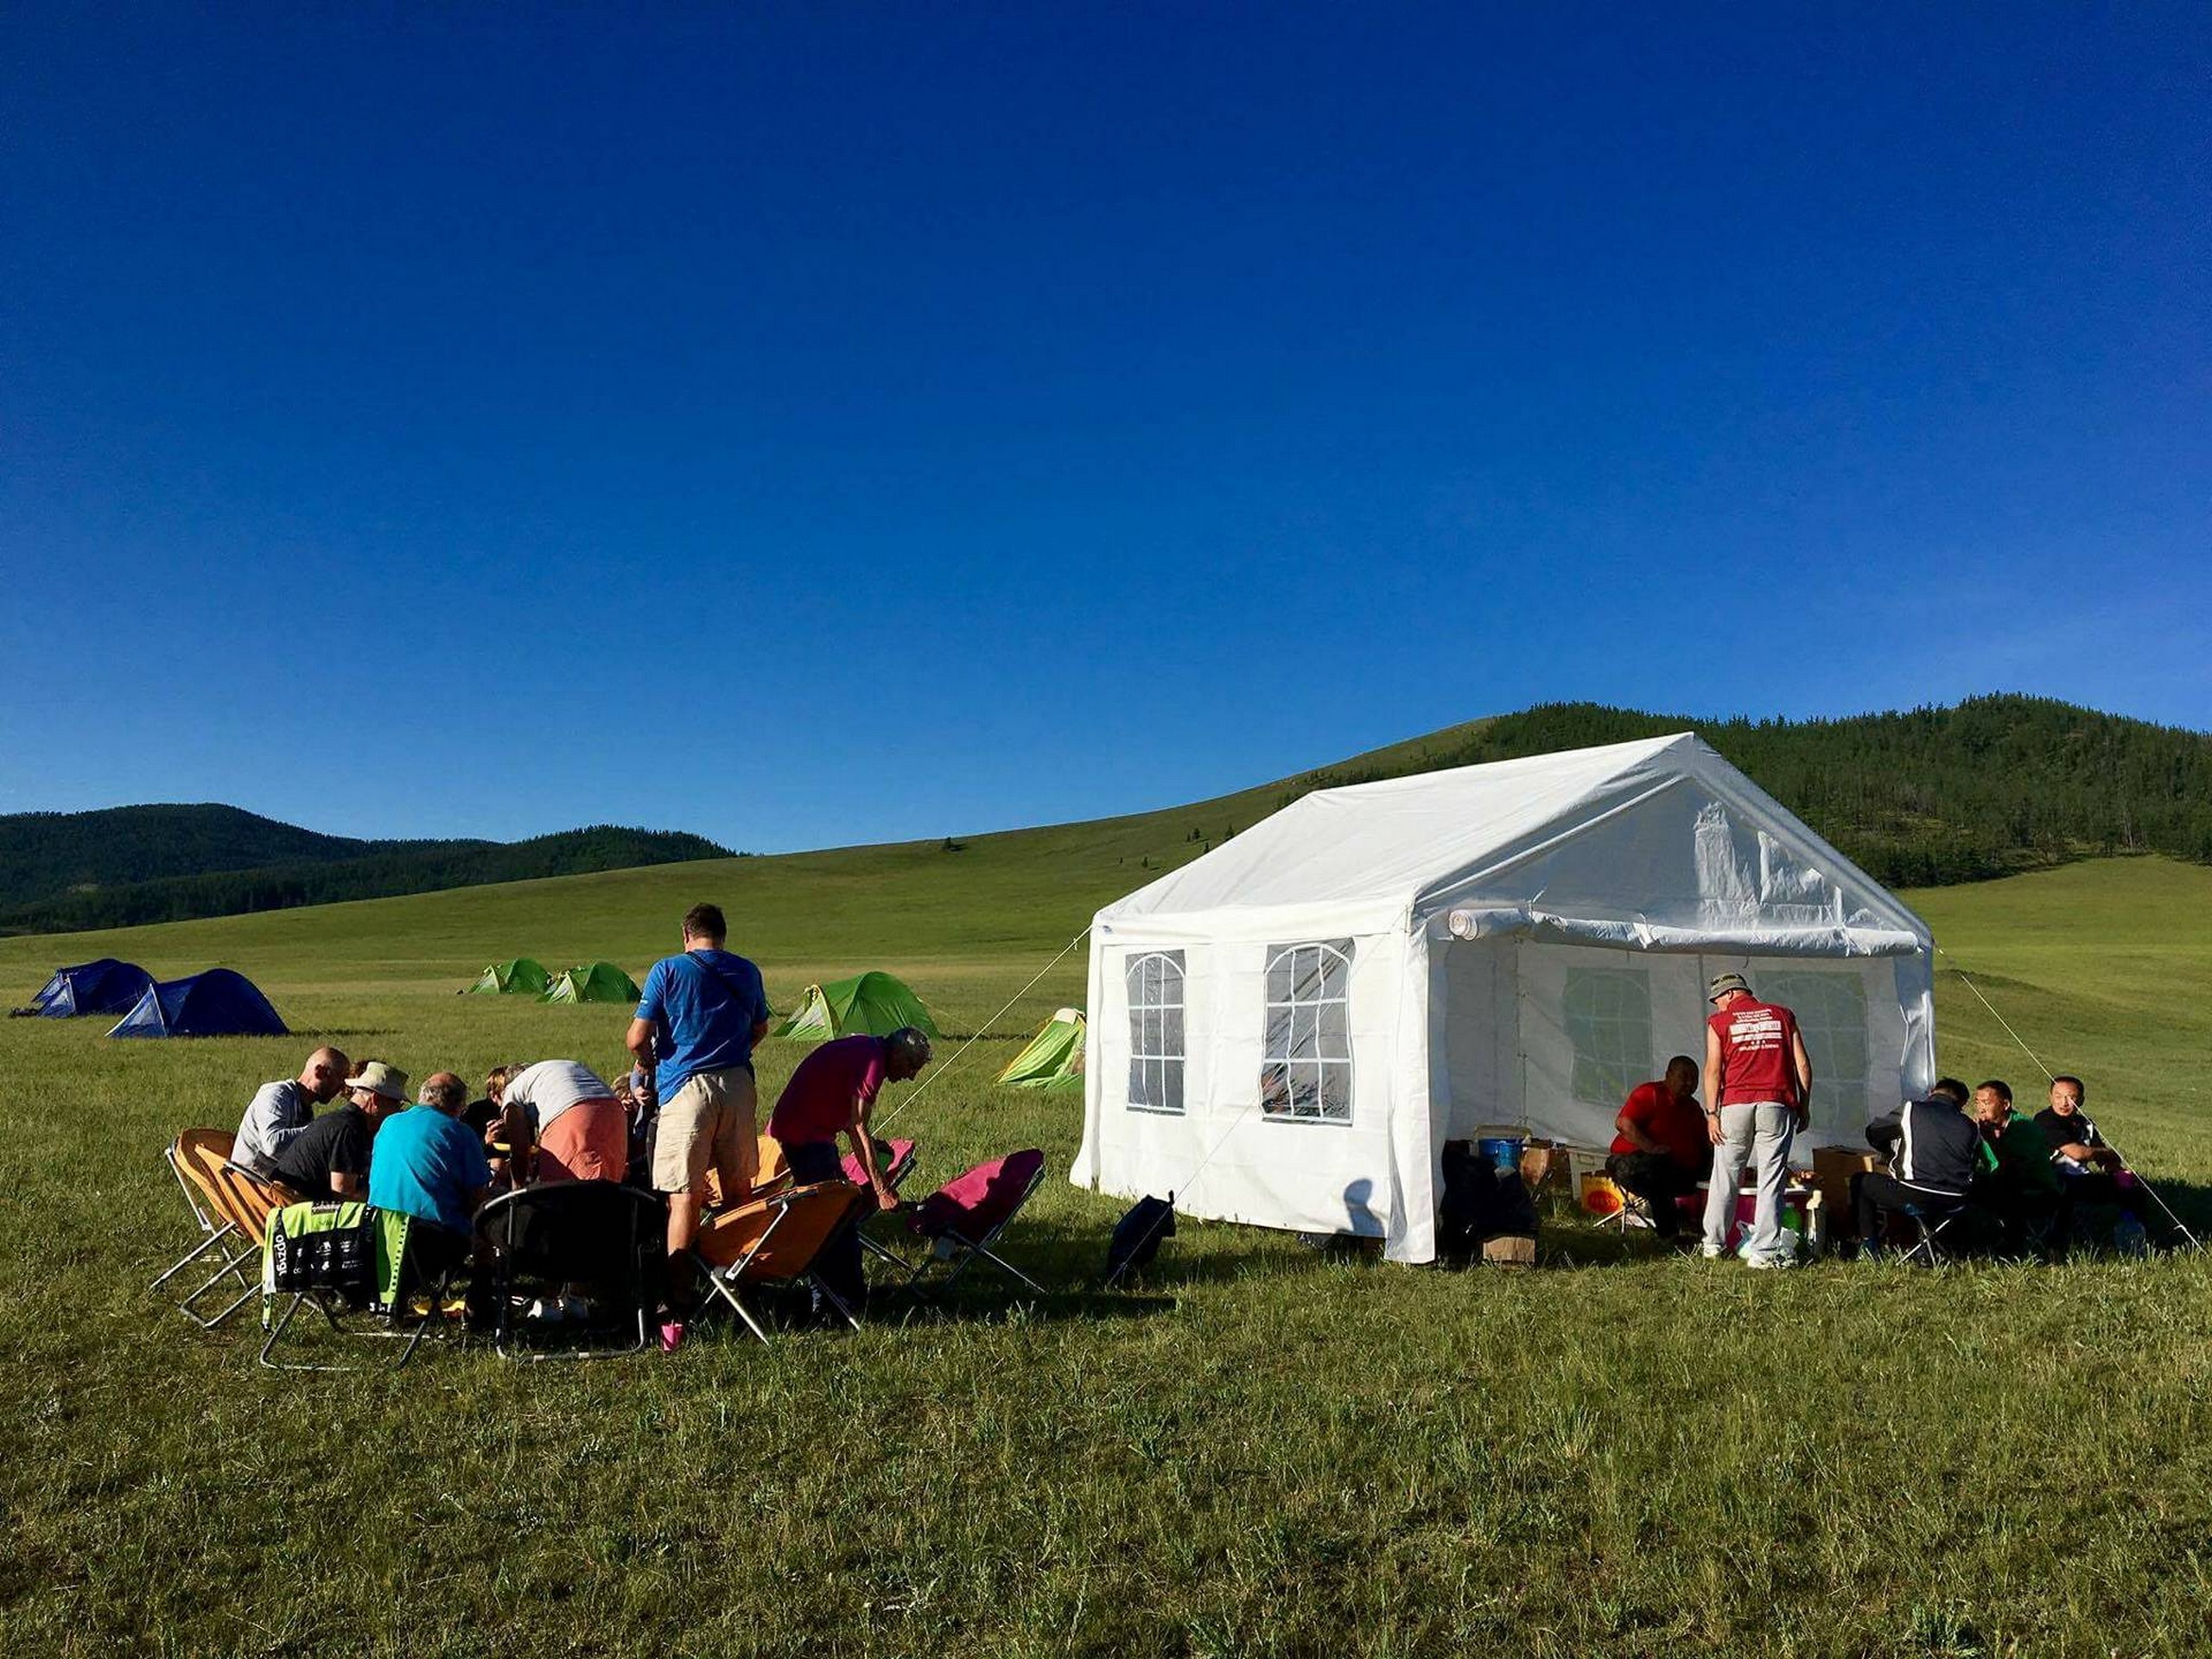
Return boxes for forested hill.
[1281,696,2212,887]
[0,806,729,934]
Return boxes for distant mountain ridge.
[0,804,728,934]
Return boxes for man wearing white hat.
[1700,973,1813,1268]
[265,1061,407,1199]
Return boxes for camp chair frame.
[474,1183,665,1363]
[258,1211,456,1372]
[1897,1200,1967,1268]
[168,1147,296,1331]
[906,1152,1047,1299]
[696,1181,868,1343]
[153,1130,256,1306]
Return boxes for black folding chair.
[474,1182,667,1360]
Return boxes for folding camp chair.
[474,1181,666,1361]
[153,1128,253,1302]
[167,1141,295,1330]
[1897,1200,1967,1268]
[257,1204,456,1371]
[693,1180,868,1342]
[904,1148,1048,1297]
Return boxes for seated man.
[2034,1074,2140,1243]
[1852,1078,1983,1255]
[265,1061,406,1199]
[1971,1078,2060,1251]
[766,1027,933,1317]
[232,1046,351,1178]
[1604,1055,1710,1241]
[494,1059,629,1185]
[366,1072,493,1281]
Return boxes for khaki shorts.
[651,1067,758,1200]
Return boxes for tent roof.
[1097,733,1929,949]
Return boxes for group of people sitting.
[227,903,934,1345]
[1599,971,2152,1262]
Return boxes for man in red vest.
[1700,973,1813,1268]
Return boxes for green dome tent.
[775,970,943,1044]
[998,1007,1085,1090]
[464,957,552,997]
[542,961,642,1005]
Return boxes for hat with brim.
[346,1061,410,1103]
[1707,973,1751,1003]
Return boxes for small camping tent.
[776,971,944,1043]
[464,957,552,997]
[999,1008,1086,1090]
[110,969,289,1039]
[1071,732,1938,1264]
[18,958,155,1019]
[542,962,642,1005]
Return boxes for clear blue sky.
[3,3,2205,849]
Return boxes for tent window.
[1126,951,1185,1115]
[1563,967,1652,1108]
[1761,970,1869,1135]
[1262,941,1353,1123]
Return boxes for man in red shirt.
[1605,1055,1709,1241]
[1699,972,1813,1268]
[767,1027,933,1314]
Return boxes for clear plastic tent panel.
[1763,969,1872,1136]
[1125,950,1185,1114]
[1262,941,1353,1122]
[1563,965,1655,1108]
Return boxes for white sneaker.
[1698,1243,1726,1260]
[1745,1253,1797,1271]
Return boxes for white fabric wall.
[1074,927,1418,1252]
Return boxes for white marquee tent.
[1070,733,1937,1263]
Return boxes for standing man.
[232,1046,351,1178]
[627,904,772,1275]
[1605,1056,1710,1243]
[767,1027,933,1317]
[1700,972,1813,1268]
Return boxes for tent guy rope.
[875,927,1091,1132]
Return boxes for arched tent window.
[1761,969,1870,1135]
[1262,941,1353,1122]
[1563,966,1653,1108]
[1126,950,1185,1114]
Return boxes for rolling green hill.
[0,804,730,935]
[8,694,2204,938]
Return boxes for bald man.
[233,1046,351,1178]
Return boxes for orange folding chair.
[693,1181,868,1341]
[154,1128,247,1300]
[168,1138,296,1329]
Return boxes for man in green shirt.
[1973,1079,2060,1255]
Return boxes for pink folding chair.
[904,1148,1047,1296]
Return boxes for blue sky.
[3,3,2205,849]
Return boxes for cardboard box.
[1812,1147,1881,1217]
[1481,1233,1537,1268]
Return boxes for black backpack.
[1104,1193,1177,1287]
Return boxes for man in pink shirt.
[768,1027,932,1313]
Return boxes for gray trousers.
[1701,1101,1796,1261]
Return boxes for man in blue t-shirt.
[626,903,772,1269]
[367,1072,494,1278]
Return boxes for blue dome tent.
[110,969,289,1039]
[16,958,154,1019]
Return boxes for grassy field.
[3,842,2210,1658]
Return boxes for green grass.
[3,850,2210,1657]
